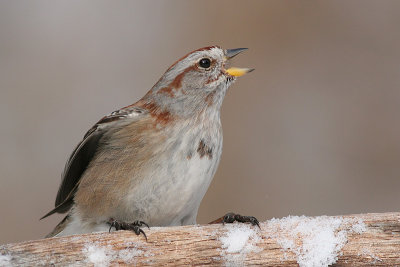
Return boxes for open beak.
[225,48,254,77]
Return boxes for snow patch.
[350,219,367,234]
[219,223,261,266]
[0,254,11,267]
[83,242,143,266]
[267,216,366,267]
[84,244,111,267]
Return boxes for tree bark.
[1,212,399,266]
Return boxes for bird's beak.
[225,48,248,59]
[225,67,254,77]
[225,48,254,77]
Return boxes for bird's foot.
[209,212,260,228]
[108,218,150,241]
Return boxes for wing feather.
[41,105,146,219]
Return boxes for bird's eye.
[198,58,211,69]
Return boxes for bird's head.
[140,46,253,118]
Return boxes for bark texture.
[1,212,399,266]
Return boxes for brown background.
[1,1,400,244]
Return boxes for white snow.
[0,254,11,267]
[219,223,261,266]
[351,219,367,234]
[267,215,367,267]
[83,242,143,266]
[84,245,111,267]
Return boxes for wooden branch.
[1,212,400,266]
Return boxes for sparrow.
[42,46,258,239]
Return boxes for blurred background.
[1,1,400,244]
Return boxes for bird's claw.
[108,218,149,241]
[222,212,260,228]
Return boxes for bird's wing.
[41,105,148,219]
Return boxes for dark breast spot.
[197,139,213,159]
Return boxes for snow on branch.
[1,212,400,266]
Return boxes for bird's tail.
[45,215,70,238]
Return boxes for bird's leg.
[209,212,260,228]
[108,218,150,241]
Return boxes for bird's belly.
[124,135,222,226]
[163,155,218,224]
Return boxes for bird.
[42,46,258,238]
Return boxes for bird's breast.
[124,117,223,225]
